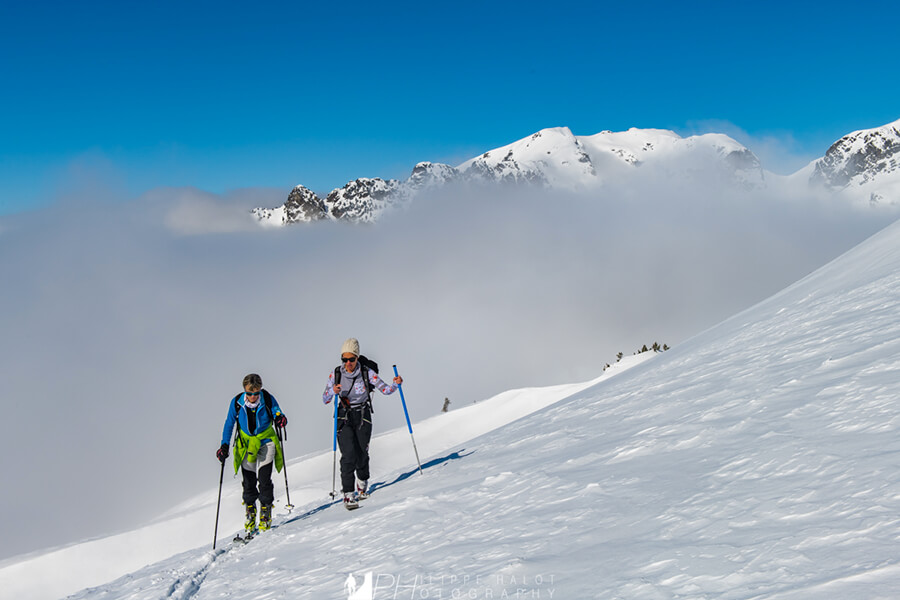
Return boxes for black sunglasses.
[341,356,358,363]
[245,390,261,397]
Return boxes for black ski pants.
[241,462,274,507]
[337,404,373,493]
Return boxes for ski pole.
[331,369,341,499]
[331,392,338,498]
[276,425,294,510]
[212,459,225,549]
[393,365,423,474]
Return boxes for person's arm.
[220,398,238,446]
[369,370,402,395]
[269,392,287,427]
[323,372,337,404]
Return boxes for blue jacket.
[221,390,284,447]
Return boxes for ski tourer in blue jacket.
[216,373,288,533]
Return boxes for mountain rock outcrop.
[809,119,900,206]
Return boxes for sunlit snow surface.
[6,217,900,599]
[0,352,651,599]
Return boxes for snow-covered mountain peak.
[809,117,900,206]
[249,126,765,225]
[458,126,597,188]
[248,120,899,226]
[406,161,461,189]
[325,177,403,223]
[251,184,327,225]
[248,124,767,227]
[579,127,764,186]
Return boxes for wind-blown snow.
[4,216,900,598]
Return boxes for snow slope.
[0,355,652,599]
[8,215,900,598]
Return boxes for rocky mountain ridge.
[253,120,900,225]
[808,118,900,206]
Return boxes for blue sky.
[2,0,898,214]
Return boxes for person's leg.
[256,443,276,507]
[241,467,259,531]
[354,407,373,484]
[241,467,259,506]
[338,419,359,493]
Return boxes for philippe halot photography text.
[344,571,557,599]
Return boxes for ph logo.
[345,572,374,600]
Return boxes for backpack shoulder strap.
[359,363,374,413]
[231,394,243,445]
[261,389,274,417]
[360,363,368,388]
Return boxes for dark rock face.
[284,185,328,222]
[408,162,460,186]
[326,178,401,223]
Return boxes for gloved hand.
[216,443,229,464]
[275,413,288,428]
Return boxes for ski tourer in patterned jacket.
[323,338,402,506]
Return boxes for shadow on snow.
[281,448,475,525]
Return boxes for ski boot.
[343,491,359,510]
[357,479,369,500]
[259,504,272,531]
[244,503,258,534]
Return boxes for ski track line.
[164,506,302,600]
[165,513,293,600]
[166,496,363,600]
[164,548,226,600]
[65,449,468,599]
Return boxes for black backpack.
[334,355,378,412]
